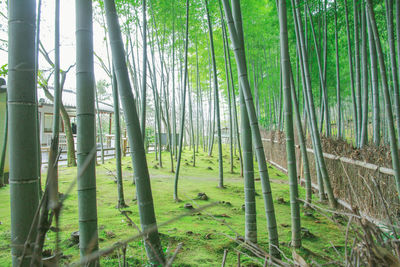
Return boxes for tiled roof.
[37,87,114,113]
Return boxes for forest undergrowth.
[0,148,349,266]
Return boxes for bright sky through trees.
[0,0,112,91]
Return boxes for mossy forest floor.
[0,147,348,266]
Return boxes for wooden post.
[109,112,112,135]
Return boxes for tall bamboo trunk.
[294,39,325,201]
[76,0,99,264]
[35,0,43,196]
[386,0,400,147]
[141,0,148,142]
[205,0,224,188]
[104,0,164,263]
[195,38,201,155]
[112,69,126,208]
[225,25,243,177]
[240,80,257,243]
[8,1,40,265]
[173,0,190,202]
[95,89,105,164]
[222,0,280,257]
[188,75,196,167]
[360,3,369,148]
[148,35,163,167]
[171,3,177,159]
[279,0,301,248]
[354,0,362,146]
[397,0,400,137]
[344,0,358,146]
[334,0,342,139]
[322,0,330,136]
[295,10,327,201]
[305,1,329,138]
[290,65,312,205]
[220,1,234,174]
[368,4,379,146]
[366,0,400,201]
[293,0,337,208]
[0,95,7,187]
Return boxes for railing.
[41,133,130,165]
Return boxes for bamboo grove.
[3,0,400,265]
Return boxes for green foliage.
[145,126,155,144]
[96,79,111,101]
[0,64,7,78]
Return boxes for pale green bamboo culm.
[278,0,301,248]
[112,68,127,209]
[366,0,400,201]
[227,0,257,243]
[8,0,40,265]
[30,1,62,264]
[344,0,358,147]
[222,0,280,258]
[174,0,190,202]
[385,0,400,148]
[360,2,369,148]
[366,5,380,146]
[205,0,224,188]
[240,76,257,243]
[334,0,342,139]
[293,0,337,208]
[75,0,99,265]
[219,0,234,175]
[289,66,312,206]
[0,92,7,187]
[104,0,165,264]
[141,0,148,141]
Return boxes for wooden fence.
[261,130,399,223]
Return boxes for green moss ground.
[0,147,347,266]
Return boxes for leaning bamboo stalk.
[222,0,280,257]
[304,1,329,137]
[140,0,148,141]
[385,0,400,147]
[104,0,164,263]
[366,0,400,200]
[219,1,234,174]
[366,9,380,146]
[0,93,7,187]
[205,0,224,188]
[293,0,337,208]
[360,3,369,148]
[225,22,243,177]
[289,66,312,205]
[279,0,301,248]
[291,0,326,202]
[334,0,342,139]
[344,0,358,147]
[112,69,126,208]
[174,0,190,202]
[354,0,362,146]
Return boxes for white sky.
[0,0,111,91]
